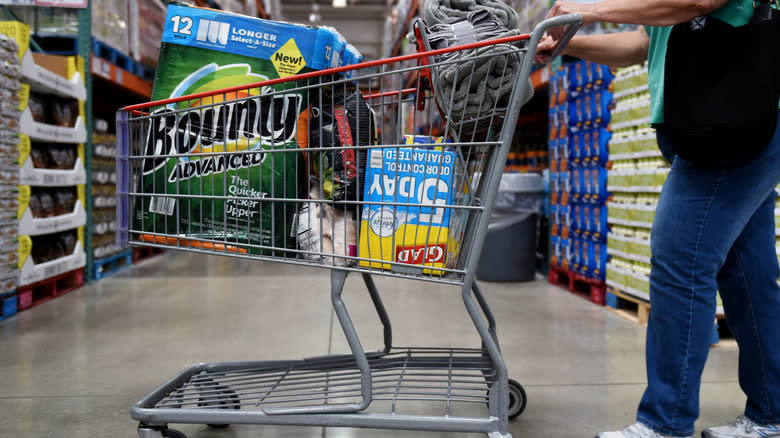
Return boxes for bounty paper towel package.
[135,3,346,255]
[358,146,459,274]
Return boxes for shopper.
[536,1,780,437]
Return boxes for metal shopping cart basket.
[117,14,581,438]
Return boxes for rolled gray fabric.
[421,2,533,135]
[427,9,515,49]
[424,0,520,30]
[434,40,531,120]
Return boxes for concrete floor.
[0,250,744,438]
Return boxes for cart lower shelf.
[133,347,524,438]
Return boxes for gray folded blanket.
[422,2,532,134]
[434,41,530,121]
[427,9,514,49]
[424,0,520,29]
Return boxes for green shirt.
[644,0,773,124]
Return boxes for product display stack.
[603,63,670,319]
[547,60,613,305]
[0,21,87,312]
[0,33,22,321]
[92,122,130,280]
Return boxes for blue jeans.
[636,116,780,437]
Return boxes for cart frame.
[119,14,581,438]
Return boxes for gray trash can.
[477,173,544,282]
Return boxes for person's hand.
[534,33,558,64]
[544,1,596,41]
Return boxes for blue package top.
[162,4,343,70]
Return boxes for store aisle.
[0,251,742,438]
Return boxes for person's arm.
[536,27,649,67]
[547,0,730,29]
[565,27,649,67]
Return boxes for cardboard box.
[358,146,459,274]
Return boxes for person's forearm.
[550,0,730,27]
[562,29,648,67]
[594,0,725,25]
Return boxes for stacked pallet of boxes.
[547,61,613,304]
[605,65,732,323]
[0,32,21,321]
[0,21,87,312]
[604,63,666,313]
[92,125,130,279]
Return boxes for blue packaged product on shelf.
[580,238,591,276]
[590,128,611,167]
[570,168,581,202]
[553,202,564,229]
[550,203,560,227]
[583,61,595,91]
[570,237,581,272]
[582,93,593,128]
[559,103,569,138]
[562,170,571,195]
[561,135,571,163]
[582,204,592,239]
[589,62,600,90]
[582,130,592,166]
[594,64,615,90]
[550,171,560,194]
[572,204,582,237]
[590,167,610,205]
[555,236,567,268]
[582,167,592,202]
[569,133,581,167]
[561,237,571,270]
[568,97,582,132]
[549,71,560,105]
[590,204,608,243]
[554,242,563,268]
[567,61,585,98]
[591,242,608,281]
[561,204,572,232]
[559,68,570,100]
[549,106,560,130]
[592,89,613,128]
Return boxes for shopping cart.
[117,14,581,438]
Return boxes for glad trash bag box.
[134,3,347,255]
[358,147,459,274]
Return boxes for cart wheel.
[197,383,240,429]
[507,379,527,419]
[161,428,187,438]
